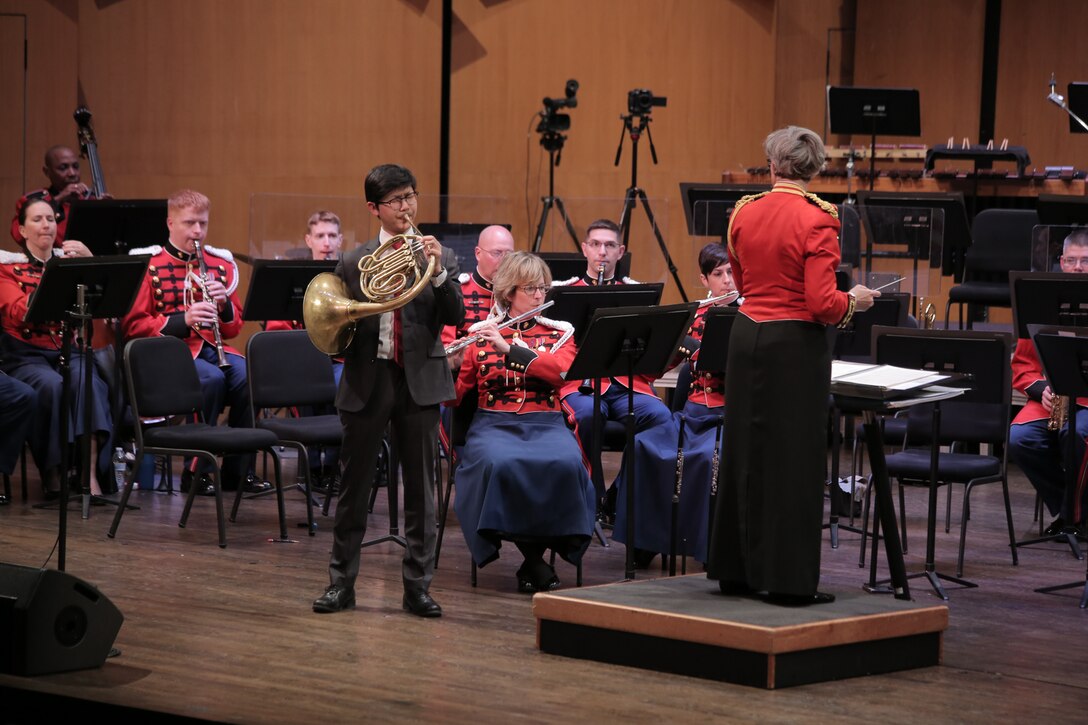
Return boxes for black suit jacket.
[335,238,464,410]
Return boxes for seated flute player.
[612,242,738,568]
[453,251,596,593]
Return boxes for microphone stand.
[1048,73,1088,133]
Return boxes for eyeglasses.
[519,285,549,295]
[478,247,510,259]
[585,240,620,251]
[376,191,419,208]
[1062,256,1088,268]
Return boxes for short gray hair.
[763,125,826,181]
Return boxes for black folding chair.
[860,327,1017,584]
[107,336,287,548]
[247,330,343,535]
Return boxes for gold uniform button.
[156,302,165,310]
[152,275,160,284]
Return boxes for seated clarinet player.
[554,218,672,518]
[453,251,596,593]
[613,243,737,568]
[1008,229,1088,538]
[122,189,271,496]
[0,198,112,497]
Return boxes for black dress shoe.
[632,548,658,569]
[718,580,755,596]
[1044,517,1067,537]
[242,473,273,494]
[313,584,355,613]
[181,471,216,497]
[402,590,442,618]
[765,591,836,607]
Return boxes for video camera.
[538,79,580,134]
[627,88,667,115]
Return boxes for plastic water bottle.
[112,448,127,491]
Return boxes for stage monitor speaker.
[0,563,123,676]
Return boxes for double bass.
[73,106,108,198]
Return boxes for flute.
[443,300,555,355]
[697,291,739,308]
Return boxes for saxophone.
[1048,391,1069,432]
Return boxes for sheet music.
[831,363,948,390]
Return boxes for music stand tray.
[567,302,697,580]
[828,86,922,137]
[540,253,632,284]
[241,259,336,322]
[1010,272,1088,339]
[64,199,169,256]
[24,255,149,325]
[546,284,663,346]
[692,306,738,374]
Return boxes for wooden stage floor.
[0,452,1086,723]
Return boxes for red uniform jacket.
[554,272,658,399]
[0,249,64,349]
[728,182,849,326]
[121,242,243,358]
[686,304,725,409]
[1011,337,1088,424]
[441,271,495,348]
[455,314,575,414]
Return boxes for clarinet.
[191,240,231,369]
[706,415,724,559]
[669,415,685,576]
[596,262,605,286]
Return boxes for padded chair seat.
[257,415,343,445]
[946,281,1011,305]
[144,423,278,452]
[885,448,1000,482]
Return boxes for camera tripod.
[532,130,581,253]
[614,113,688,301]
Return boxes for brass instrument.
[190,240,231,368]
[303,216,437,355]
[443,300,555,355]
[596,262,605,286]
[1048,390,1069,432]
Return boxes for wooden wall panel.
[0,0,78,253]
[995,0,1088,170]
[71,0,443,258]
[448,0,778,300]
[853,0,985,150]
[773,0,855,139]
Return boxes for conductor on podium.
[706,126,878,605]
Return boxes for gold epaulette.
[804,192,838,219]
[726,192,769,257]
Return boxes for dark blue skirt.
[613,401,724,562]
[454,410,596,568]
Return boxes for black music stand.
[567,303,697,580]
[852,190,966,280]
[539,253,632,285]
[24,255,148,570]
[678,183,770,241]
[1037,194,1088,227]
[546,284,663,517]
[241,259,336,323]
[828,86,921,192]
[691,306,737,558]
[65,199,168,256]
[1032,330,1088,607]
[417,222,511,276]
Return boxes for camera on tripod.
[538,79,579,134]
[627,88,667,115]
